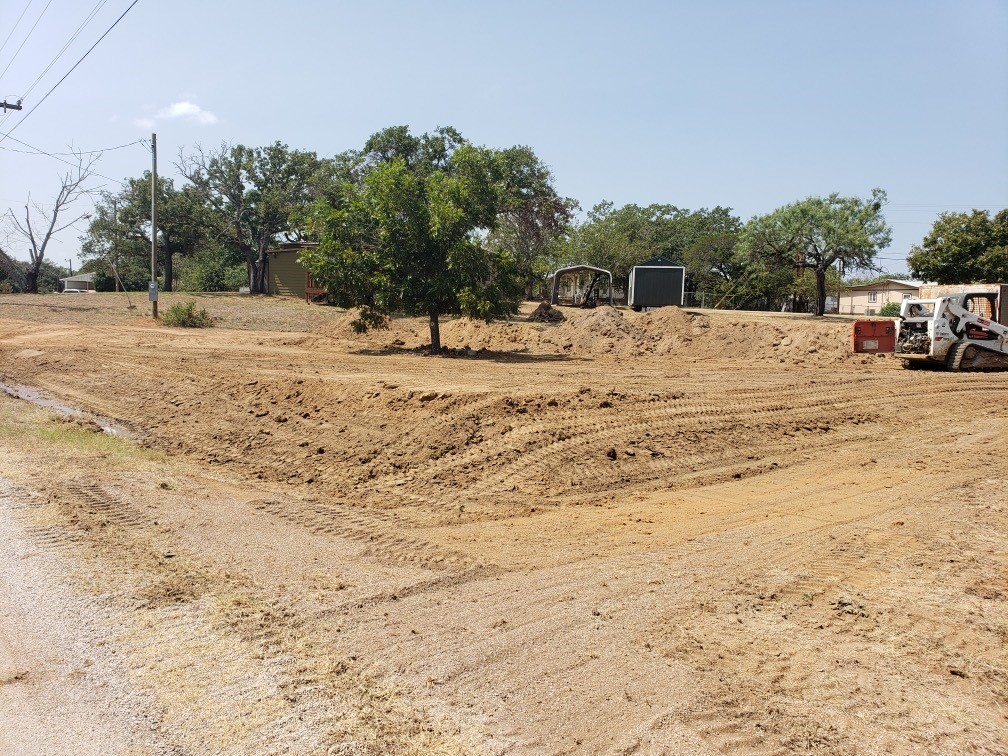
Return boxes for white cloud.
[156,101,218,125]
[133,100,219,130]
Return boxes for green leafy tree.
[486,146,578,299]
[79,189,147,289]
[35,259,71,293]
[81,174,209,291]
[558,202,743,294]
[736,189,892,316]
[303,126,524,352]
[179,142,327,294]
[907,209,1008,283]
[176,246,247,291]
[0,245,25,291]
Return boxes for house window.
[903,293,912,299]
[868,292,878,303]
[866,308,876,316]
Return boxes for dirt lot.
[0,293,1005,754]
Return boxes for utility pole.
[150,132,158,319]
[0,99,22,112]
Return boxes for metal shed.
[267,242,321,300]
[627,256,685,310]
[549,265,614,307]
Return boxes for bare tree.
[6,154,98,293]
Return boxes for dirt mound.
[528,302,564,323]
[316,309,427,349]
[314,304,866,365]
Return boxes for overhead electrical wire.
[0,136,145,156]
[0,0,109,132]
[0,0,141,145]
[0,132,128,185]
[0,0,55,85]
[0,0,35,60]
[12,0,108,103]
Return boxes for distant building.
[919,282,1007,324]
[59,272,96,292]
[840,279,920,315]
[266,242,326,301]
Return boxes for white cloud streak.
[156,101,218,125]
[134,100,218,130]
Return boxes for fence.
[683,291,780,311]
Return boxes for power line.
[0,1,108,132]
[0,0,141,144]
[0,0,35,59]
[0,136,146,155]
[0,132,126,185]
[0,0,108,132]
[0,0,55,85]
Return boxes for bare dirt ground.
[0,293,1005,755]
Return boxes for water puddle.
[0,382,136,439]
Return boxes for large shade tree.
[907,209,1008,284]
[81,174,208,291]
[303,126,527,352]
[179,142,326,294]
[486,146,578,299]
[736,189,892,316]
[558,202,743,292]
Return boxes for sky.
[1,0,1006,275]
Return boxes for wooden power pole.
[150,132,158,319]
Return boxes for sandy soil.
[0,296,1005,754]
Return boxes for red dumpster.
[851,320,896,353]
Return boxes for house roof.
[268,241,319,253]
[635,255,681,268]
[551,264,613,278]
[59,272,95,283]
[842,278,921,291]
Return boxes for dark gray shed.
[627,256,685,310]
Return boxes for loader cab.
[957,292,1000,324]
[952,293,1001,340]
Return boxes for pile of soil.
[316,304,870,365]
[527,302,565,323]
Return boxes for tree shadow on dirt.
[349,345,584,363]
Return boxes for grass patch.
[0,395,160,468]
[162,300,213,328]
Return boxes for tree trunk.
[25,265,39,294]
[814,269,827,316]
[249,252,268,294]
[428,311,441,353]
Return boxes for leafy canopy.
[736,189,892,315]
[303,126,528,350]
[907,209,1008,284]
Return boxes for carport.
[549,265,614,307]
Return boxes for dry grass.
[0,292,348,332]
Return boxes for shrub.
[879,301,901,317]
[178,248,248,292]
[162,301,212,328]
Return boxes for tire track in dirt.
[249,497,486,571]
[10,472,476,753]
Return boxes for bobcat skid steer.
[895,292,1008,371]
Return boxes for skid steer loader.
[895,292,1008,371]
